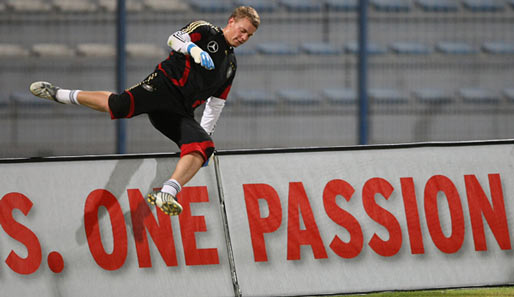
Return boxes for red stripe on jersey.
[172,56,191,87]
[126,91,135,118]
[190,33,201,42]
[180,140,214,161]
[219,84,232,99]
[158,56,191,87]
[158,63,170,78]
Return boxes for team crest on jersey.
[207,41,219,53]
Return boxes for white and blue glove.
[187,44,215,70]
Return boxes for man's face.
[223,17,257,47]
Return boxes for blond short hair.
[230,6,260,29]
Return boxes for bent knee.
[180,141,214,162]
[108,92,134,119]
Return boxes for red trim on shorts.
[158,57,191,87]
[219,84,232,99]
[126,91,135,118]
[180,140,214,161]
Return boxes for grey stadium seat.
[126,43,167,58]
[188,0,235,13]
[52,0,98,13]
[370,0,411,12]
[279,0,323,12]
[0,44,30,57]
[98,0,144,12]
[76,43,116,57]
[416,0,459,12]
[6,0,52,12]
[236,0,278,12]
[143,0,190,12]
[32,43,75,57]
[324,0,358,12]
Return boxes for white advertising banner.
[217,143,514,296]
[0,155,234,297]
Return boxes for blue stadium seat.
[503,88,514,101]
[300,42,342,55]
[256,42,299,55]
[413,88,453,104]
[324,0,358,11]
[235,89,277,107]
[234,46,257,56]
[416,0,459,12]
[344,41,387,55]
[390,42,431,55]
[322,88,357,104]
[236,0,278,12]
[462,0,505,12]
[370,0,411,12]
[188,0,235,12]
[279,0,323,12]
[369,88,409,104]
[459,88,500,104]
[277,89,320,106]
[436,41,477,54]
[482,42,514,54]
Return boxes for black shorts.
[108,71,214,160]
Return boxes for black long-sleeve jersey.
[157,20,237,114]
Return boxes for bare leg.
[170,152,205,186]
[77,91,112,112]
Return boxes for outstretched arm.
[167,30,214,70]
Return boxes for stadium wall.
[1,140,514,296]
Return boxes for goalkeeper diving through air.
[29,6,260,216]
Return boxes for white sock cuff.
[162,179,182,197]
[56,89,81,105]
[70,90,81,105]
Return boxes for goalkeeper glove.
[187,44,215,70]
